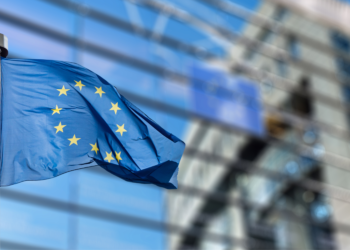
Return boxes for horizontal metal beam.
[0,240,60,250]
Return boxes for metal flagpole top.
[0,33,8,58]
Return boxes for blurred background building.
[1,0,350,249]
[168,0,350,249]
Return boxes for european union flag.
[0,58,185,189]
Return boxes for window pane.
[0,199,69,249]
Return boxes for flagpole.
[0,33,8,91]
[0,33,8,152]
[0,32,8,56]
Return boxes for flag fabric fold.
[0,58,185,189]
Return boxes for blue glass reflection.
[299,156,316,172]
[261,79,274,94]
[331,31,350,53]
[284,161,299,176]
[313,144,325,158]
[344,86,350,102]
[311,203,331,222]
[302,129,318,144]
[336,58,350,77]
[288,36,299,58]
[277,60,287,77]
[274,7,288,21]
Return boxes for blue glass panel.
[259,30,273,43]
[344,86,350,101]
[3,172,71,202]
[77,216,164,250]
[289,37,299,58]
[0,0,75,35]
[336,58,350,77]
[274,7,288,21]
[190,64,265,135]
[1,22,72,60]
[311,202,331,222]
[0,199,69,249]
[277,60,288,77]
[331,31,350,53]
[78,168,163,222]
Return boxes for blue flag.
[0,58,185,189]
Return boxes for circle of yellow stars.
[51,80,127,165]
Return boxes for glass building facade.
[1,0,350,249]
[168,0,350,249]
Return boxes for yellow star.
[95,86,105,98]
[110,102,121,114]
[68,134,81,146]
[54,122,66,133]
[115,151,122,163]
[104,152,115,163]
[51,105,62,115]
[57,85,70,96]
[116,124,127,136]
[90,143,99,154]
[74,80,85,91]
